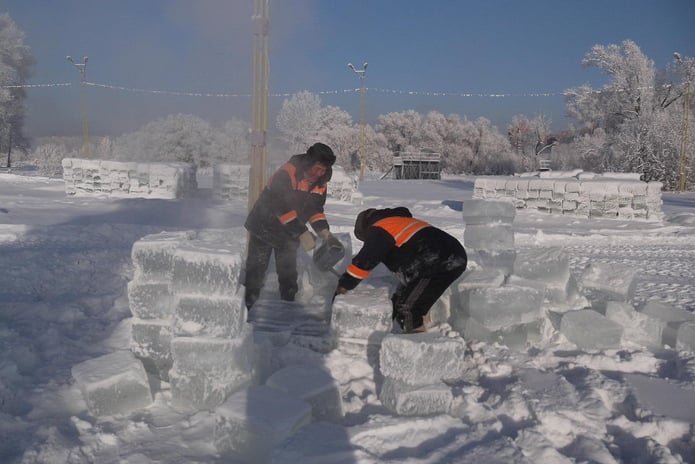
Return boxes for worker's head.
[307,143,336,167]
[354,208,377,241]
[305,143,335,181]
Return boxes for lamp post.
[348,62,368,181]
[674,52,690,192]
[67,55,90,158]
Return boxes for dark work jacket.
[245,153,331,248]
[338,207,467,290]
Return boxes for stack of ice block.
[378,332,467,416]
[330,284,393,360]
[127,229,256,411]
[167,232,254,411]
[472,175,663,220]
[462,198,516,276]
[212,163,250,201]
[128,231,191,381]
[451,274,545,348]
[511,247,588,312]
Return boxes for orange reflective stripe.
[373,217,430,247]
[279,210,298,224]
[346,263,370,279]
[311,185,327,194]
[309,212,326,224]
[297,178,311,192]
[393,220,429,246]
[270,163,297,189]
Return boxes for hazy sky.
[2,0,694,138]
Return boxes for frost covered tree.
[418,112,472,173]
[314,104,356,169]
[472,117,516,175]
[112,114,215,165]
[375,110,422,154]
[110,114,244,167]
[276,92,380,173]
[375,109,514,175]
[211,118,250,165]
[276,91,322,152]
[0,13,34,158]
[507,115,552,171]
[28,142,72,176]
[564,40,693,188]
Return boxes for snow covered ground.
[1,171,694,463]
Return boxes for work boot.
[405,311,431,334]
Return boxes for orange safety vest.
[272,162,327,225]
[372,216,430,247]
[345,216,430,280]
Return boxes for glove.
[317,229,332,241]
[334,286,348,296]
[299,230,316,251]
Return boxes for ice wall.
[61,158,197,199]
[212,164,249,201]
[212,163,361,204]
[473,173,662,220]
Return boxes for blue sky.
[1,0,694,137]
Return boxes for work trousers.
[244,233,299,309]
[391,264,466,331]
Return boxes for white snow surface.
[1,171,695,463]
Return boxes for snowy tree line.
[1,11,693,189]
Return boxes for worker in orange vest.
[335,207,467,333]
[244,143,337,310]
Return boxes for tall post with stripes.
[248,0,269,211]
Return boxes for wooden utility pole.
[678,80,690,192]
[248,0,269,211]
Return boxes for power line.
[2,81,568,97]
[2,80,667,99]
[0,83,71,88]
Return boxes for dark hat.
[354,208,377,241]
[307,143,336,166]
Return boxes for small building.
[388,152,442,180]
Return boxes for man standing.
[244,142,337,309]
[335,207,467,333]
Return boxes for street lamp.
[67,55,90,158]
[348,62,368,181]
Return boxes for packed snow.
[1,170,695,463]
